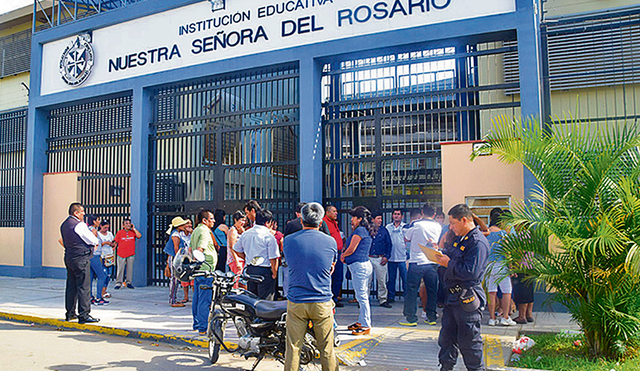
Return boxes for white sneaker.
[488,318,498,326]
[421,311,427,320]
[500,317,517,326]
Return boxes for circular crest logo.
[59,34,95,86]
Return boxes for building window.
[504,9,640,92]
[465,196,511,225]
[0,29,31,78]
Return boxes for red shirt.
[115,229,137,258]
[323,216,343,251]
[274,231,284,244]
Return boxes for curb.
[0,311,375,367]
[335,331,387,366]
[0,311,548,370]
[0,311,213,349]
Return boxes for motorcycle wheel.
[299,332,322,371]
[208,319,224,364]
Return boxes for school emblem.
[59,34,95,86]
[209,0,225,12]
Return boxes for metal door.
[148,63,300,285]
[322,38,521,296]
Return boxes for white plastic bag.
[512,336,536,354]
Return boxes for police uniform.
[438,227,489,371]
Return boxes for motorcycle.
[189,251,332,371]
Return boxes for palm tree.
[473,116,640,359]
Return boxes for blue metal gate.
[322,36,522,296]
[148,63,300,285]
[0,108,27,227]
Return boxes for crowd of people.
[61,199,534,371]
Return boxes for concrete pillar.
[298,57,324,203]
[23,107,48,278]
[516,0,544,200]
[130,87,152,287]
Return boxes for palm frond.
[475,116,640,359]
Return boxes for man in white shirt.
[233,209,281,300]
[400,204,442,326]
[386,208,406,303]
[61,202,100,324]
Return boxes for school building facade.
[0,0,638,288]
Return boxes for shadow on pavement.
[45,354,231,371]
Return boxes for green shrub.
[475,117,640,359]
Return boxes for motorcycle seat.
[254,300,288,320]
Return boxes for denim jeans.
[331,259,344,302]
[103,264,114,284]
[89,254,108,299]
[404,263,438,323]
[387,261,407,300]
[282,265,289,299]
[349,260,373,328]
[192,276,214,332]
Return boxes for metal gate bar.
[322,37,521,297]
[148,63,300,286]
[0,108,27,227]
[47,95,133,280]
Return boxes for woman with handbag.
[164,217,189,307]
[341,206,375,336]
[97,219,115,300]
[88,215,109,305]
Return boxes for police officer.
[61,202,100,324]
[435,204,489,371]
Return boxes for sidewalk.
[0,276,578,370]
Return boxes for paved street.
[1,320,285,371]
[0,277,579,370]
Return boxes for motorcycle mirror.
[192,250,206,263]
[250,256,265,266]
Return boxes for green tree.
[474,117,640,359]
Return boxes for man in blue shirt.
[284,202,338,371]
[369,211,393,308]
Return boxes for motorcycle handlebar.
[242,273,264,283]
[191,268,264,284]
